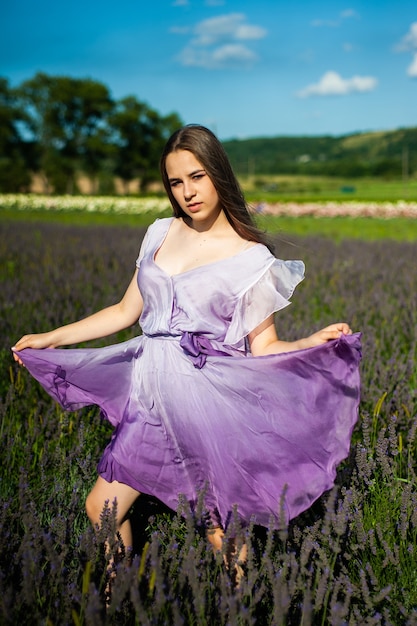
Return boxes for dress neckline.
[152,217,261,279]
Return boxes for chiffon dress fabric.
[16,217,361,528]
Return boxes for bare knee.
[85,489,119,528]
[85,478,140,531]
[207,527,224,552]
[85,489,105,527]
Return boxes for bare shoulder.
[169,216,189,238]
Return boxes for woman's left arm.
[248,315,352,357]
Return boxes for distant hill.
[222,127,417,178]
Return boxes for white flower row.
[1,194,417,219]
[254,200,417,219]
[0,194,171,214]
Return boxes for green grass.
[2,207,417,242]
[0,207,172,228]
[256,215,417,241]
[240,175,417,202]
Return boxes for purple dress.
[16,217,361,528]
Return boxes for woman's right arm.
[12,269,143,363]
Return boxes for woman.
[13,124,361,575]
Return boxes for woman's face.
[165,150,222,225]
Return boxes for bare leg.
[86,477,140,601]
[206,527,247,588]
[86,476,140,548]
[206,526,225,553]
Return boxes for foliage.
[109,96,182,192]
[0,73,183,194]
[16,73,115,194]
[0,78,32,192]
[223,128,417,180]
[0,219,417,624]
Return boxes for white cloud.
[341,9,359,20]
[192,14,266,46]
[172,0,189,6]
[212,44,257,64]
[395,22,417,78]
[178,43,257,69]
[173,13,266,69]
[408,52,417,77]
[297,71,378,98]
[396,22,417,51]
[312,9,360,28]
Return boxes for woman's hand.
[12,332,58,366]
[249,318,353,357]
[302,322,352,349]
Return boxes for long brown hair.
[159,124,272,249]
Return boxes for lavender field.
[0,217,416,625]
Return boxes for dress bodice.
[136,218,305,350]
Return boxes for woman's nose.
[183,184,196,200]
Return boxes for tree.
[110,96,182,192]
[17,73,114,193]
[371,158,402,179]
[0,77,32,192]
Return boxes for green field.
[241,174,417,202]
[2,206,417,242]
[256,214,417,241]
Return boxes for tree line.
[0,73,183,194]
[223,129,417,180]
[1,72,416,195]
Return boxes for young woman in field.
[13,124,361,588]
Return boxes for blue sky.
[1,0,416,139]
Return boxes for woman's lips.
[187,202,202,212]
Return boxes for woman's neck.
[183,210,232,237]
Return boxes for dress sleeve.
[224,259,305,346]
[135,218,173,268]
[135,222,155,268]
